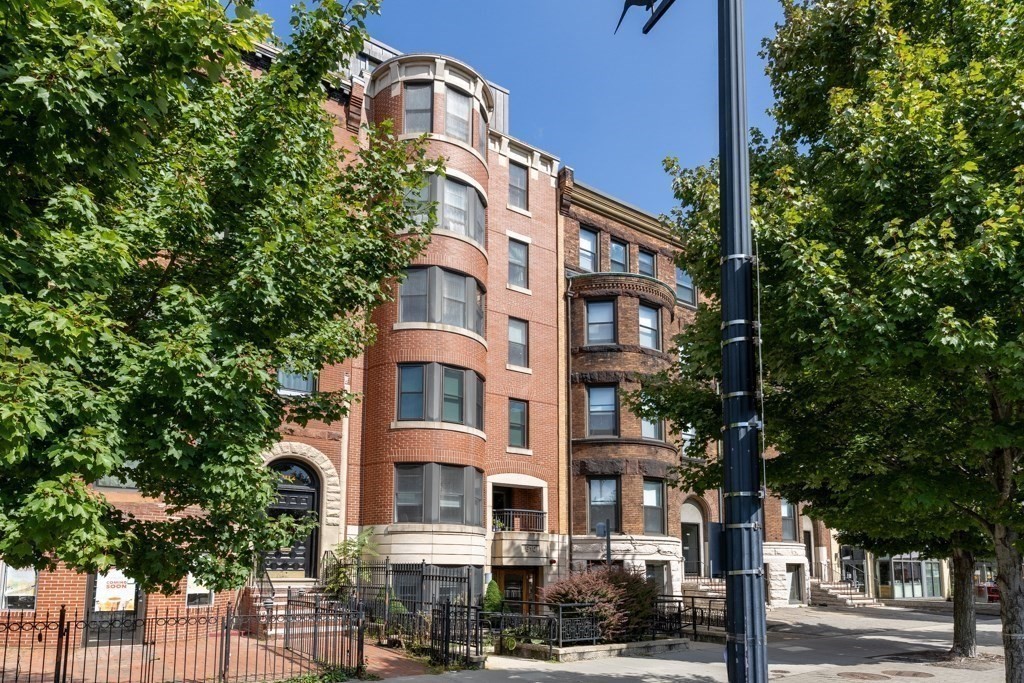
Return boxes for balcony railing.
[492,509,546,533]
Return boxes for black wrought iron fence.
[305,556,481,668]
[652,596,727,640]
[0,601,363,683]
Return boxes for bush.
[483,580,503,613]
[607,569,660,641]
[541,567,627,642]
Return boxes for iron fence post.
[220,606,233,683]
[52,606,67,683]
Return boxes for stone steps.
[810,583,881,608]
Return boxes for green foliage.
[483,579,503,613]
[323,529,378,597]
[0,0,436,593]
[542,567,656,643]
[637,0,1024,669]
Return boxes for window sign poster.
[3,566,37,609]
[94,569,136,613]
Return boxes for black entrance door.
[681,523,702,576]
[84,570,144,645]
[264,460,320,579]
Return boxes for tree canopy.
[638,0,1024,677]
[0,0,434,592]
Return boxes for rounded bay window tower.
[361,55,495,581]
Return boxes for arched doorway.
[264,460,320,579]
[681,500,706,578]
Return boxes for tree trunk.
[994,522,1024,683]
[949,544,977,658]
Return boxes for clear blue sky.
[257,0,784,216]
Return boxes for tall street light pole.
[621,1,768,681]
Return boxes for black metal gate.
[428,601,481,667]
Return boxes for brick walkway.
[363,644,429,679]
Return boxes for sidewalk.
[383,606,1005,682]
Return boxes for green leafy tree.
[0,0,435,593]
[637,0,1024,678]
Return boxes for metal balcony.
[492,509,547,533]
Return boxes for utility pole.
[619,1,768,681]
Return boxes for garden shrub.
[606,568,660,641]
[483,580,503,613]
[541,567,627,642]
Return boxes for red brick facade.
[2,45,834,619]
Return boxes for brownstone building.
[1,37,853,624]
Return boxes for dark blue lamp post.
[617,1,768,681]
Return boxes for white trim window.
[639,304,661,350]
[579,228,599,272]
[404,82,433,134]
[509,162,529,210]
[1,564,37,610]
[277,369,317,396]
[186,574,214,608]
[445,88,472,143]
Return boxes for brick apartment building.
[1,37,881,629]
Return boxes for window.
[404,82,433,134]
[477,108,488,157]
[398,267,485,335]
[508,399,528,448]
[396,364,484,430]
[277,369,317,396]
[438,177,486,246]
[641,418,664,441]
[406,181,431,227]
[442,367,464,424]
[639,250,656,277]
[639,305,661,350]
[439,465,466,523]
[508,318,529,368]
[95,460,139,489]
[393,464,483,526]
[610,240,628,272]
[441,271,467,327]
[395,465,425,522]
[676,267,696,306]
[445,88,471,143]
[586,300,615,345]
[781,499,798,542]
[186,574,213,608]
[1,564,36,610]
[508,239,529,289]
[579,228,598,272]
[643,480,666,534]
[588,478,619,534]
[398,365,425,421]
[509,162,529,210]
[399,268,428,322]
[587,386,618,437]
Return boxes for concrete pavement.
[386,606,1005,682]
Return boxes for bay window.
[394,464,483,526]
[398,266,485,336]
[396,363,485,431]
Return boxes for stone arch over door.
[680,497,708,578]
[265,442,344,558]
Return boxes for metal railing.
[681,561,726,590]
[482,601,599,658]
[653,596,727,640]
[312,557,480,667]
[814,561,867,597]
[0,601,363,683]
[491,509,547,533]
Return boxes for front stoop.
[511,638,690,663]
[811,582,882,608]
